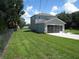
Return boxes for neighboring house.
[30,13,66,33]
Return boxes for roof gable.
[45,18,66,25]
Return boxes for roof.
[36,18,66,24]
[36,13,54,16]
[46,18,66,24]
[32,13,56,17]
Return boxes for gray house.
[30,13,65,33]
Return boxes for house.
[30,13,66,33]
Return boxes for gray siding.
[31,23,45,32]
[30,16,35,30]
[30,15,46,32]
[34,23,45,32]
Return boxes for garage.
[47,25,62,33]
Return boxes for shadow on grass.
[0,29,13,56]
[23,29,31,32]
[23,29,45,34]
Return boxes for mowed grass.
[66,29,79,34]
[3,29,79,59]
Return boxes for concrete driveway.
[48,32,79,40]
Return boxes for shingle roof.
[46,18,66,24]
[36,13,54,16]
[36,18,65,24]
[32,13,56,17]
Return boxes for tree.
[57,11,79,29]
[57,12,72,28]
[19,18,26,28]
[0,11,6,31]
[0,0,24,31]
[71,11,79,29]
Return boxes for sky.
[21,0,79,24]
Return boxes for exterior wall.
[62,25,65,32]
[44,24,47,33]
[30,15,46,32]
[34,23,45,33]
[30,16,36,31]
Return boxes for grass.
[65,29,79,34]
[3,29,79,59]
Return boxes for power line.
[39,0,41,13]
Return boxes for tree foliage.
[57,11,79,29]
[19,18,26,28]
[0,0,24,31]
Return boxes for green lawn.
[65,29,79,34]
[3,29,79,59]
